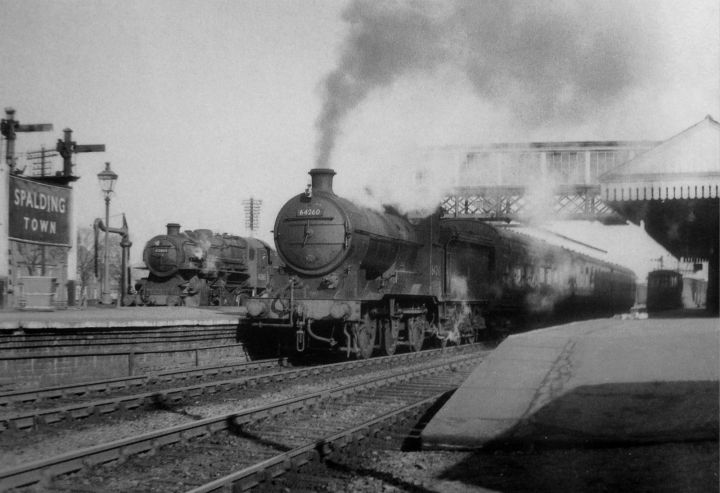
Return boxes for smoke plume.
[315,0,658,168]
[315,1,450,168]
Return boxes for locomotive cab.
[244,238,276,293]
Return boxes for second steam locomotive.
[134,223,282,306]
[241,169,636,358]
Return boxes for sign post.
[9,176,71,246]
[0,108,53,308]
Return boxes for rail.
[187,393,442,492]
[0,351,484,490]
[0,344,485,433]
[0,357,283,407]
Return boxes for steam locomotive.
[133,223,282,306]
[241,168,636,358]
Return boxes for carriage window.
[513,267,522,286]
[523,266,533,286]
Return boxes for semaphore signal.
[1,107,53,169]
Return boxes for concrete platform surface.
[422,317,720,449]
[0,306,246,329]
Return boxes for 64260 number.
[296,208,323,217]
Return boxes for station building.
[601,116,719,313]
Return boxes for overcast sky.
[2,0,718,266]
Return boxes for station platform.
[0,306,246,330]
[422,315,719,449]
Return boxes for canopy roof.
[600,115,720,201]
[543,220,675,282]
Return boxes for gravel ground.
[7,352,714,493]
[285,441,719,492]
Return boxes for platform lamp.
[97,162,118,305]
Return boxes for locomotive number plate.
[296,207,323,217]
[153,248,169,254]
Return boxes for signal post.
[56,128,105,305]
[0,108,53,309]
[0,108,105,309]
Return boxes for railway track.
[0,345,484,434]
[0,358,286,408]
[1,348,483,491]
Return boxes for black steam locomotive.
[241,169,636,358]
[134,223,282,306]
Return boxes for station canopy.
[600,115,719,202]
[598,114,719,312]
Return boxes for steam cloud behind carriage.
[315,0,667,216]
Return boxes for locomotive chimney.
[166,223,181,235]
[309,168,336,194]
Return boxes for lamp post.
[97,162,118,305]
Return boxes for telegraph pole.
[0,108,53,308]
[243,198,262,236]
[27,147,59,177]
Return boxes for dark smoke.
[315,0,658,167]
[315,1,450,168]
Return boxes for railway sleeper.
[3,415,35,432]
[30,413,61,428]
[2,355,480,490]
[186,387,206,398]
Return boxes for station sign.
[9,175,71,246]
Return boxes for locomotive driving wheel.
[407,317,427,352]
[354,316,376,359]
[380,318,399,356]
